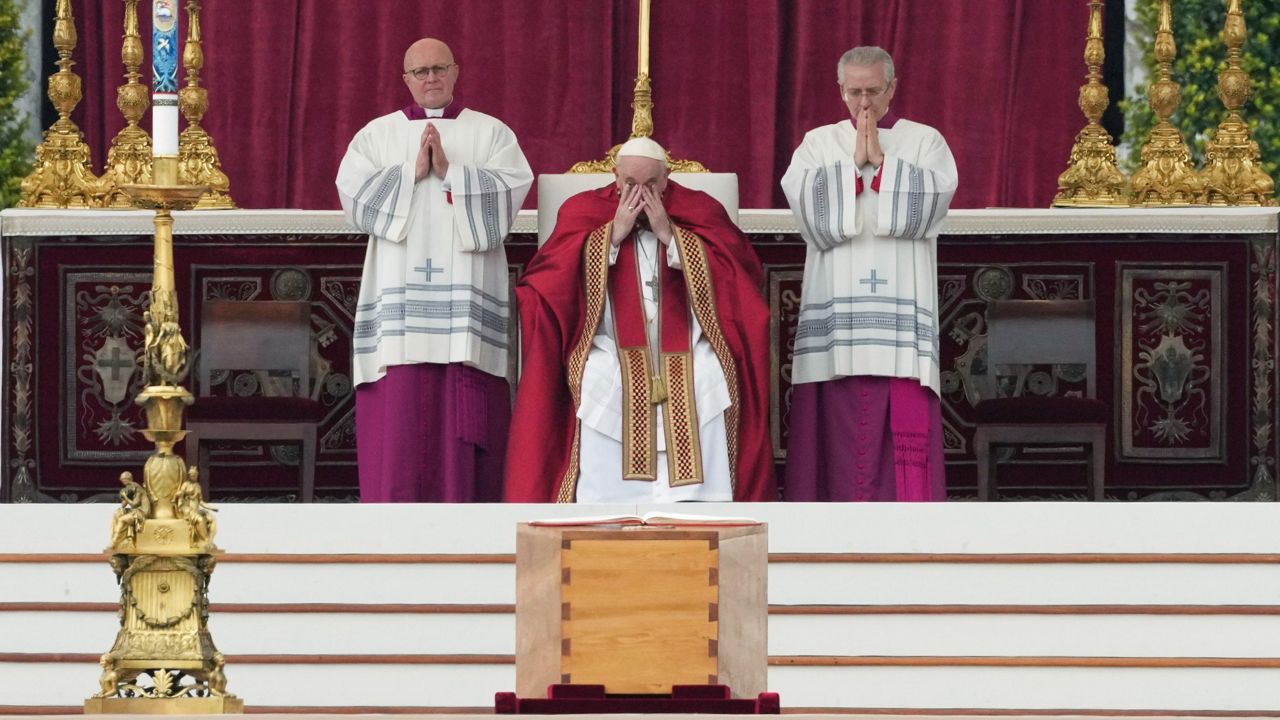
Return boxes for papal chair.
[184,300,324,502]
[972,299,1108,501]
[536,172,740,246]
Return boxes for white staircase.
[2,502,1279,714]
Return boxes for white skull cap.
[617,136,668,166]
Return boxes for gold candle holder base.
[86,695,244,715]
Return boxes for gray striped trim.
[462,167,510,252]
[889,157,904,237]
[903,163,926,239]
[887,158,946,240]
[792,336,938,359]
[353,325,510,354]
[356,284,509,312]
[795,311,936,341]
[353,300,509,338]
[833,160,845,241]
[354,165,403,237]
[809,166,840,250]
[800,295,935,319]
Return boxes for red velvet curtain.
[70,0,1083,210]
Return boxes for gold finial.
[1052,0,1129,207]
[1130,0,1203,205]
[99,0,155,209]
[1199,0,1276,206]
[18,0,104,208]
[178,0,236,208]
[568,0,707,173]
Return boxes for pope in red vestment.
[506,144,776,503]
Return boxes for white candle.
[151,0,179,157]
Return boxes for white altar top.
[1,206,1277,238]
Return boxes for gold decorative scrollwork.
[1130,0,1203,206]
[1053,0,1128,207]
[19,0,106,208]
[1199,0,1276,206]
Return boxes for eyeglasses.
[843,86,888,100]
[404,64,456,80]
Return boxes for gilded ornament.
[1199,0,1276,206]
[18,0,105,208]
[1131,0,1203,205]
[109,471,150,551]
[94,654,120,698]
[567,0,708,174]
[87,134,235,713]
[101,0,155,208]
[176,0,236,208]
[1053,0,1129,207]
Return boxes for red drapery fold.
[69,0,1082,210]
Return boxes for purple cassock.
[356,363,509,502]
[783,376,945,502]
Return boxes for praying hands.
[854,108,884,169]
[416,123,450,182]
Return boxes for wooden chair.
[972,300,1108,501]
[184,300,323,501]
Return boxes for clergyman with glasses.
[336,38,532,502]
[780,45,958,502]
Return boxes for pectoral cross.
[645,276,660,296]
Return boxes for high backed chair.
[972,300,1108,501]
[536,173,740,245]
[184,300,324,502]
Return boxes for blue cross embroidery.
[415,259,445,282]
[859,269,888,293]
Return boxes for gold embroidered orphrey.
[612,234,705,487]
[555,225,741,501]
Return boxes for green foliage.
[1120,0,1280,179]
[0,0,32,208]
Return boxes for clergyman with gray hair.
[781,45,958,502]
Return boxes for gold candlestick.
[1052,0,1128,207]
[83,157,241,714]
[1199,0,1276,206]
[100,0,155,209]
[568,0,706,173]
[18,0,104,208]
[1130,0,1202,205]
[177,0,235,208]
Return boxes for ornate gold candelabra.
[1052,0,1128,207]
[177,0,235,208]
[18,0,104,208]
[569,0,706,173]
[100,0,154,209]
[1130,0,1202,205]
[83,157,241,714]
[1199,0,1275,206]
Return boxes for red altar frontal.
[0,207,1274,503]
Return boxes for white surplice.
[574,229,733,503]
[337,108,532,386]
[781,117,958,393]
